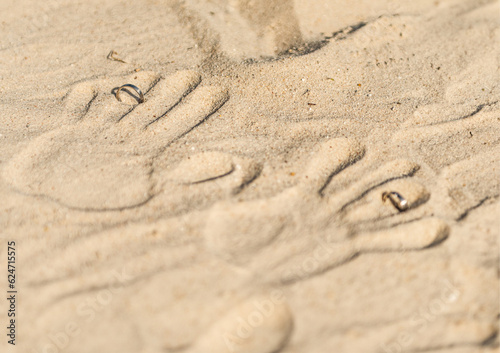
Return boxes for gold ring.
[382,191,409,211]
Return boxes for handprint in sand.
[2,70,232,211]
[202,132,499,285]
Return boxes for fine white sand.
[0,0,499,352]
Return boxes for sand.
[0,0,499,352]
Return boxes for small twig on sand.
[107,50,127,63]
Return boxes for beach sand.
[0,0,499,352]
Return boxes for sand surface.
[0,0,499,352]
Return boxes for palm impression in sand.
[203,107,499,283]
[2,70,235,211]
[204,139,440,283]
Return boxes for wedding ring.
[115,84,144,104]
[382,191,409,212]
